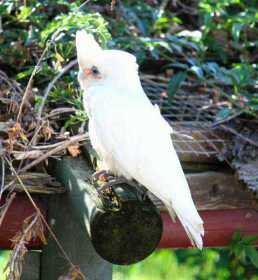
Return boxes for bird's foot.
[95,176,130,211]
[92,170,114,185]
[141,189,149,201]
[136,184,149,201]
[96,176,128,193]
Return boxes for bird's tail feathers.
[166,202,204,249]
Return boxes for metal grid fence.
[141,74,227,159]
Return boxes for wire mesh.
[141,74,227,159]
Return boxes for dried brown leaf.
[41,125,54,141]
[7,123,28,151]
[67,144,81,157]
[6,213,46,280]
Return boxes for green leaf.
[16,68,33,80]
[190,65,204,79]
[203,62,220,76]
[246,246,258,268]
[17,6,33,21]
[216,108,232,120]
[241,235,258,245]
[232,23,243,43]
[34,95,43,113]
[232,230,242,243]
[166,63,189,70]
[167,71,187,101]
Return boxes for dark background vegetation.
[0,0,257,279]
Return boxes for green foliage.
[230,231,258,268]
[0,1,257,278]
[199,0,257,63]
[0,250,10,280]
[0,0,110,127]
[114,247,258,280]
[1,0,257,123]
[104,0,257,116]
[167,71,187,101]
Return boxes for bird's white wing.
[87,85,204,248]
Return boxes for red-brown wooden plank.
[159,209,258,248]
[1,196,257,249]
[0,194,46,249]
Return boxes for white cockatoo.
[76,30,204,249]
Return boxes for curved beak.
[83,68,92,76]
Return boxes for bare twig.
[210,111,243,128]
[221,125,258,148]
[172,0,198,15]
[2,134,87,194]
[20,133,88,173]
[79,0,92,10]
[0,157,5,200]
[16,44,50,123]
[5,158,83,274]
[15,120,45,174]
[37,59,77,120]
[157,0,170,18]
[44,107,76,119]
[0,192,16,227]
[16,25,65,123]
[26,141,74,150]
[6,213,40,280]
[110,0,117,11]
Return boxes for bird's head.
[76,30,139,90]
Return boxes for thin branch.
[157,0,170,18]
[6,212,39,280]
[0,192,16,227]
[2,134,88,194]
[79,0,92,10]
[5,158,77,271]
[20,133,88,173]
[210,111,243,128]
[25,140,76,150]
[221,124,258,148]
[37,59,78,120]
[16,44,50,123]
[16,121,45,173]
[0,157,5,200]
[44,107,76,119]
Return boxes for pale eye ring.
[91,66,99,75]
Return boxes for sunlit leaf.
[216,108,232,120]
[167,71,187,101]
[232,23,243,43]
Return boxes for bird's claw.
[96,177,128,192]
[92,170,114,184]
[141,190,149,201]
[92,171,128,210]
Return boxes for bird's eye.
[91,66,99,75]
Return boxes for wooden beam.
[5,172,65,194]
[41,194,112,280]
[21,251,40,280]
[159,209,258,248]
[0,194,46,249]
[47,156,162,265]
[188,172,256,210]
[2,195,257,251]
[149,171,256,211]
[83,142,254,212]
